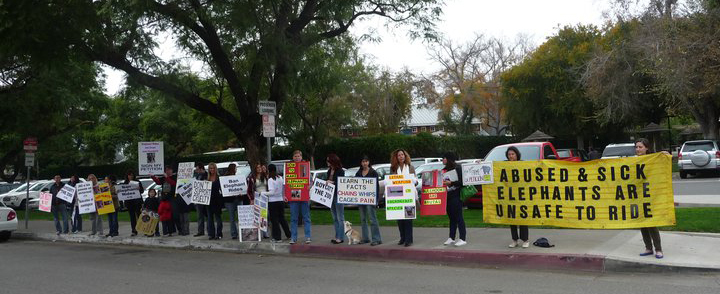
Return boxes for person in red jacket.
[158,192,174,237]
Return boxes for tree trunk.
[688,96,720,140]
[241,131,263,167]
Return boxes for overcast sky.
[103,0,610,95]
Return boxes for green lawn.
[19,207,720,233]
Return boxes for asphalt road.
[1,240,718,294]
[673,177,720,195]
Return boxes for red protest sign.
[284,161,310,202]
[420,186,447,216]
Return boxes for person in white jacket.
[263,164,291,242]
[390,149,416,247]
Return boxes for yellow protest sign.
[94,183,116,215]
[482,153,675,229]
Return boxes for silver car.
[678,140,720,179]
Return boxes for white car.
[1,181,51,209]
[678,140,720,179]
[0,202,18,241]
[601,143,636,159]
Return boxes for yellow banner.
[482,153,675,229]
[95,183,116,215]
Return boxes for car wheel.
[679,171,687,179]
[0,231,10,242]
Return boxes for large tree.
[0,0,442,165]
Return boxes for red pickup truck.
[464,142,577,208]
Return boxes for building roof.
[521,130,554,142]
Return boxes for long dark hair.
[506,146,522,160]
[268,164,278,180]
[443,152,457,171]
[327,153,342,170]
[125,170,136,183]
[635,138,653,153]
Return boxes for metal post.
[25,166,30,229]
[267,137,272,163]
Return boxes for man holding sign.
[49,175,69,235]
[286,150,312,244]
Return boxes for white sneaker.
[443,238,455,245]
[522,241,530,248]
[455,239,467,247]
[508,240,518,248]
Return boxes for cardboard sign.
[95,183,115,215]
[191,180,212,205]
[138,141,164,175]
[337,177,377,205]
[420,186,447,216]
[135,209,159,236]
[117,183,142,201]
[220,175,247,197]
[309,178,334,208]
[384,174,417,186]
[254,194,268,232]
[240,228,260,242]
[76,182,96,214]
[284,161,310,201]
[56,184,76,203]
[462,162,494,185]
[385,184,417,220]
[237,205,255,229]
[38,192,52,212]
[177,162,195,180]
[176,179,193,205]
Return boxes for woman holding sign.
[390,149,416,247]
[326,154,346,244]
[223,164,240,240]
[86,174,104,236]
[263,164,291,242]
[123,171,145,236]
[207,163,224,240]
[104,175,120,237]
[442,152,467,247]
[636,138,666,259]
[356,156,382,246]
[506,146,530,248]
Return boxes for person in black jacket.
[123,170,145,236]
[327,153,346,244]
[223,163,240,240]
[441,152,467,247]
[152,166,186,235]
[49,175,69,235]
[355,156,382,246]
[143,188,161,237]
[207,162,224,240]
[68,175,82,234]
[193,163,208,237]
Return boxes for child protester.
[143,188,161,237]
[158,191,174,237]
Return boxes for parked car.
[0,182,22,194]
[1,180,51,209]
[556,148,588,162]
[678,140,720,179]
[411,157,442,169]
[601,143,636,159]
[415,162,445,174]
[483,142,570,162]
[0,201,18,242]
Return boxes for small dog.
[344,221,361,245]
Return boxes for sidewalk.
[13,220,719,273]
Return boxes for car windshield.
[557,150,571,157]
[411,160,425,168]
[683,142,715,152]
[416,163,444,174]
[484,146,541,162]
[10,183,29,193]
[602,146,636,157]
[31,182,48,191]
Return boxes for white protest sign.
[220,175,247,197]
[384,184,417,220]
[337,177,377,205]
[176,179,194,205]
[253,194,268,232]
[38,192,52,212]
[177,162,195,180]
[237,205,255,229]
[309,178,334,208]
[56,184,76,203]
[117,183,142,201]
[191,180,212,205]
[462,162,494,185]
[384,174,417,186]
[75,182,96,214]
[138,141,164,175]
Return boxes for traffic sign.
[258,101,276,116]
[23,137,38,152]
[25,153,35,167]
[262,115,275,138]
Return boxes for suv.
[601,143,636,159]
[678,140,720,179]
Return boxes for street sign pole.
[23,137,37,229]
[259,101,277,164]
[25,166,29,229]
[267,137,272,163]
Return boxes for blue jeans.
[51,204,69,234]
[224,200,239,238]
[289,201,311,241]
[107,212,119,236]
[330,200,345,241]
[359,205,381,243]
[71,206,82,232]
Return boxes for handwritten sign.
[309,178,334,208]
[76,182,96,214]
[191,180,212,205]
[237,205,255,229]
[220,175,247,196]
[57,184,76,203]
[38,192,52,212]
[117,183,142,201]
[462,162,494,185]
[138,141,164,175]
[337,177,377,205]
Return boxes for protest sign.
[385,184,417,220]
[240,228,260,242]
[220,175,247,197]
[420,186,447,216]
[337,177,377,205]
[138,141,164,175]
[309,178,334,208]
[75,182,96,214]
[237,205,255,229]
[177,162,195,180]
[135,209,159,236]
[284,161,310,201]
[176,179,193,205]
[462,162,494,185]
[482,153,675,229]
[384,174,416,186]
[191,180,212,205]
[38,192,52,212]
[94,182,115,215]
[56,184,76,203]
[117,183,142,201]
[254,194,268,232]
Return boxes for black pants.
[269,201,291,240]
[240,195,251,205]
[162,220,175,235]
[510,225,528,241]
[170,197,183,234]
[397,220,413,244]
[196,204,207,234]
[447,197,466,240]
[207,208,223,238]
[640,227,662,251]
[126,199,142,234]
